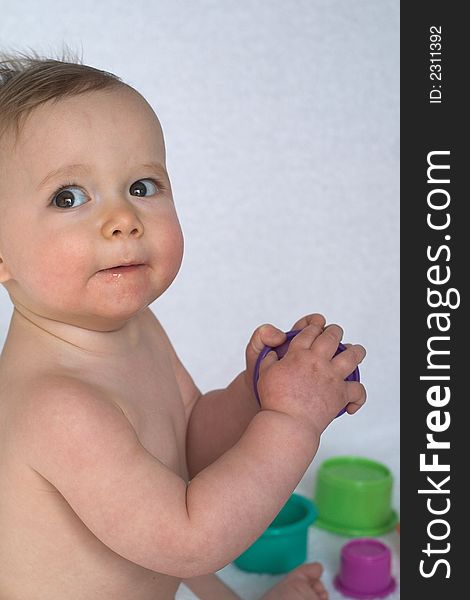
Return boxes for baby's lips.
[252,329,360,418]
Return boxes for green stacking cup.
[314,456,397,537]
[234,493,318,574]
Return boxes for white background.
[1,2,399,597]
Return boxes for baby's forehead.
[4,88,166,171]
[30,87,160,135]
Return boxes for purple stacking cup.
[253,329,360,418]
[334,539,396,599]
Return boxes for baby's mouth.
[98,263,147,275]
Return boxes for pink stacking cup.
[334,539,396,599]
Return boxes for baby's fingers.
[309,324,344,357]
[344,381,367,414]
[333,344,366,379]
[290,313,326,333]
[251,324,286,353]
[246,324,286,364]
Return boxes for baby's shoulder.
[2,371,119,446]
[2,371,135,481]
[4,370,100,404]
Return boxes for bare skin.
[0,307,331,600]
[0,87,365,599]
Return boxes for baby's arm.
[150,312,260,477]
[185,370,259,478]
[21,323,365,579]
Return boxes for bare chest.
[0,349,189,599]
[106,351,190,480]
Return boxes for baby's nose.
[101,204,144,239]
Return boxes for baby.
[0,51,366,600]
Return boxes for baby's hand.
[253,314,366,437]
[244,314,327,399]
[244,314,327,396]
[244,322,287,401]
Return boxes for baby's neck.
[9,303,148,360]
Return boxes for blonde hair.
[0,45,128,146]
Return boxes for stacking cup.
[314,456,397,536]
[234,493,318,574]
[334,538,396,599]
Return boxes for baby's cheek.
[155,218,184,282]
[30,235,90,295]
[161,217,184,257]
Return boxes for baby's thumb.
[258,350,278,374]
[256,350,278,405]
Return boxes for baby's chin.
[68,282,171,330]
[17,289,158,333]
[75,290,163,329]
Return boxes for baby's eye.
[129,179,160,197]
[51,185,88,209]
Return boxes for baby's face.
[0,87,184,329]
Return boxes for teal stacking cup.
[234,493,318,574]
